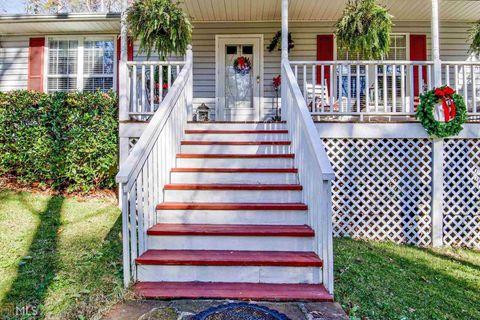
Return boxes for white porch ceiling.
[181,0,480,22]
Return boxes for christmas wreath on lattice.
[416,85,467,138]
[233,56,252,75]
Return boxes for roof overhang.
[0,13,120,36]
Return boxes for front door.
[216,35,263,121]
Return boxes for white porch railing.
[282,60,336,293]
[290,60,480,120]
[116,48,193,286]
[127,60,186,119]
[443,61,480,117]
[291,60,434,119]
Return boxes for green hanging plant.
[127,0,192,59]
[335,0,393,60]
[468,20,480,56]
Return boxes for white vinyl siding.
[46,36,115,93]
[0,36,29,91]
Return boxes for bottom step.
[134,282,333,302]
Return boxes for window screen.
[83,40,115,92]
[47,39,78,92]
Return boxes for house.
[1,0,479,301]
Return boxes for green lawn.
[335,238,480,320]
[0,189,479,320]
[0,189,123,319]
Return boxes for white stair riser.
[147,235,313,251]
[164,189,302,203]
[177,158,294,169]
[156,210,308,225]
[170,172,298,184]
[184,133,289,141]
[181,144,291,154]
[186,123,287,131]
[137,265,320,284]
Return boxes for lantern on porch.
[196,103,210,122]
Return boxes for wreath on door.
[416,85,467,138]
[233,56,252,75]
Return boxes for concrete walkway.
[103,299,348,320]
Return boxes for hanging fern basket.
[469,20,480,57]
[335,0,393,59]
[127,0,192,59]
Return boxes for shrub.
[0,90,118,193]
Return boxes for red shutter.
[316,35,334,89]
[116,37,134,91]
[28,38,45,91]
[410,34,427,97]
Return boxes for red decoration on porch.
[233,56,252,75]
[416,85,467,138]
[434,86,457,123]
[273,75,281,91]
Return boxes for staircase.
[133,121,333,301]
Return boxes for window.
[47,39,78,92]
[47,37,115,93]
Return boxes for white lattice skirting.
[323,138,480,249]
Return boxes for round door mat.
[192,302,291,320]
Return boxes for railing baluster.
[338,65,343,112]
[473,65,478,114]
[365,65,369,116]
[168,65,172,88]
[408,65,415,113]
[129,182,137,281]
[427,65,432,90]
[356,64,361,114]
[132,65,137,113]
[392,64,397,113]
[374,64,379,112]
[418,65,423,96]
[464,65,468,105]
[303,64,307,101]
[159,65,164,102]
[329,64,334,111]
[141,65,146,113]
[347,63,351,112]
[401,65,406,113]
[455,65,459,92]
[383,65,387,112]
[150,65,154,112]
[321,64,325,111]
[312,64,317,113]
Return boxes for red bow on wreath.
[434,86,456,122]
[237,57,246,69]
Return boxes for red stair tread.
[185,130,289,134]
[181,141,291,145]
[156,202,308,211]
[187,121,286,123]
[177,154,295,158]
[136,250,323,267]
[171,168,298,173]
[164,184,302,191]
[147,224,314,237]
[134,282,333,302]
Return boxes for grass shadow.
[1,194,64,317]
[418,246,480,272]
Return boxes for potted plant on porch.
[127,0,192,109]
[335,0,393,60]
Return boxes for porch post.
[119,0,129,122]
[431,0,442,86]
[431,0,444,247]
[281,0,288,117]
